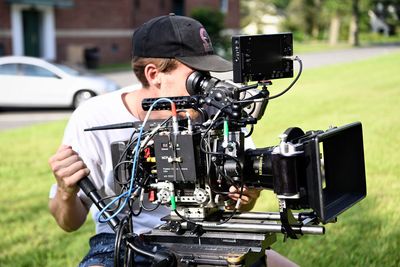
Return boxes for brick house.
[0,0,240,66]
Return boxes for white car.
[0,56,120,109]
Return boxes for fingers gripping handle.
[77,177,120,231]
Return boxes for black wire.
[113,161,134,186]
[216,165,238,186]
[97,190,126,213]
[140,199,161,212]
[116,130,138,169]
[168,114,246,226]
[268,56,302,99]
[113,133,139,186]
[114,217,129,267]
[199,117,244,170]
[244,124,254,138]
[199,117,224,155]
[241,90,257,116]
[210,188,231,195]
[113,116,172,188]
[128,194,143,217]
[173,208,200,225]
[178,162,187,182]
[234,56,303,104]
[217,177,245,225]
[138,183,162,212]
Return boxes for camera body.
[112,120,366,224]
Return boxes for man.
[48,14,296,267]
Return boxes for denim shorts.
[79,233,152,267]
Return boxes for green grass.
[294,41,352,54]
[0,121,94,266]
[294,33,400,54]
[359,32,400,45]
[1,52,399,266]
[94,62,132,73]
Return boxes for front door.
[22,9,41,57]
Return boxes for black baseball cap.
[132,14,232,72]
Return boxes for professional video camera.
[79,33,367,267]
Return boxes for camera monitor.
[232,33,293,83]
[304,122,367,223]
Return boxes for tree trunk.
[312,24,320,39]
[329,14,341,46]
[349,0,360,46]
[311,0,322,39]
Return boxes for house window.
[173,0,184,15]
[134,0,141,9]
[220,0,228,13]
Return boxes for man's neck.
[123,87,172,121]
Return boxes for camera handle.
[77,177,120,230]
[78,177,177,267]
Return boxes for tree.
[349,0,361,46]
[240,0,279,33]
[322,0,352,45]
[240,0,397,45]
[190,7,230,55]
[283,0,324,40]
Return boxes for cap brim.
[177,55,232,72]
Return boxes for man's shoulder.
[86,85,138,107]
[68,84,139,128]
[75,84,140,114]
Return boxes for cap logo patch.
[199,28,213,53]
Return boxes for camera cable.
[97,98,175,224]
[235,56,303,105]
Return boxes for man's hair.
[132,57,179,87]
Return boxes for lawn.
[0,51,399,266]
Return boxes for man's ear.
[144,64,161,87]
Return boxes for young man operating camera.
[48,14,296,267]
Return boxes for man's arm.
[48,145,90,232]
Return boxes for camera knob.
[232,103,240,110]
[279,133,288,142]
[214,92,223,101]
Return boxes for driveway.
[297,43,400,69]
[1,43,399,131]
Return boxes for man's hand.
[226,186,261,211]
[48,145,90,200]
[48,145,90,231]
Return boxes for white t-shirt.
[49,85,170,234]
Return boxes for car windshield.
[55,64,85,76]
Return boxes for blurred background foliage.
[241,0,400,46]
[188,1,399,59]
[190,7,232,58]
